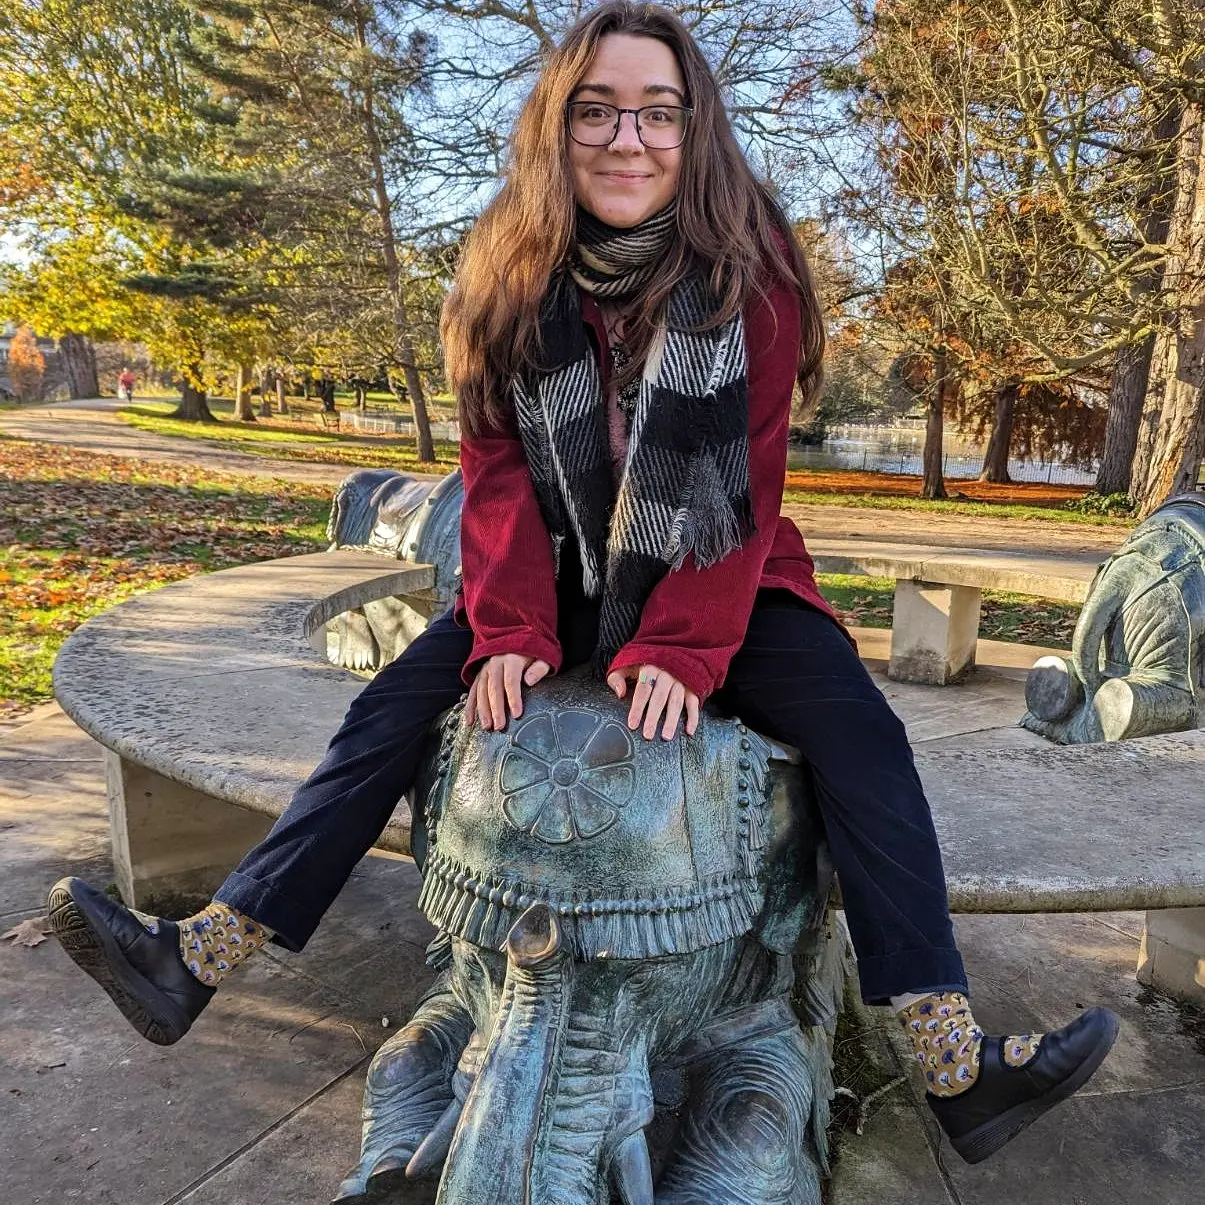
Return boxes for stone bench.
[51,550,1205,1011]
[807,539,1100,686]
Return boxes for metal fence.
[345,410,461,441]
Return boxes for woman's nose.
[609,111,644,152]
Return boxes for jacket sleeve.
[606,276,801,702]
[457,410,562,686]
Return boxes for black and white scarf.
[512,203,755,675]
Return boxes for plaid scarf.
[511,204,754,676]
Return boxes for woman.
[50,1,1116,1168]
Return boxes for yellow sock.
[177,903,272,987]
[895,992,1044,1097]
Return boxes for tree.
[1131,94,1205,513]
[832,0,1188,494]
[7,326,46,401]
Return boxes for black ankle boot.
[927,1006,1120,1164]
[48,877,215,1046]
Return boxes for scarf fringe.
[665,453,756,571]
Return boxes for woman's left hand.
[606,664,700,741]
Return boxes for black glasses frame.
[565,101,694,149]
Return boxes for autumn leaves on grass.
[0,438,331,721]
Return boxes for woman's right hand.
[464,653,552,730]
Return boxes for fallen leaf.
[2,917,52,947]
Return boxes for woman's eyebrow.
[572,82,688,103]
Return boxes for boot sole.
[950,1007,1121,1164]
[48,878,191,1046]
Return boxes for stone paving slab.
[836,911,1205,1205]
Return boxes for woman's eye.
[645,108,673,123]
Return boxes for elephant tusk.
[406,1097,464,1179]
[610,1130,654,1205]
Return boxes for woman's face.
[567,33,686,229]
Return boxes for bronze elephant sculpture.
[324,469,465,671]
[332,674,843,1205]
[1023,494,1205,744]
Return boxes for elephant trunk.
[436,905,573,1205]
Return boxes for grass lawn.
[119,402,460,473]
[817,573,1078,648]
[0,437,331,723]
[783,485,1130,527]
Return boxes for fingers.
[485,660,506,731]
[642,672,675,740]
[684,690,700,736]
[465,655,552,731]
[661,681,686,741]
[627,670,656,730]
[607,671,627,698]
[525,659,551,686]
[503,657,524,720]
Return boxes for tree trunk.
[978,382,1017,483]
[276,373,288,415]
[1133,100,1205,516]
[319,377,337,412]
[234,363,256,421]
[58,333,99,399]
[302,377,311,400]
[172,373,216,422]
[355,11,436,464]
[355,384,368,411]
[921,348,949,500]
[1096,102,1181,497]
[258,367,272,417]
[1096,338,1154,495]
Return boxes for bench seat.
[808,539,1100,685]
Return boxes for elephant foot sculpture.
[1022,494,1205,744]
[334,673,843,1205]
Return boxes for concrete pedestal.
[888,580,982,686]
[106,751,274,911]
[1137,907,1205,1006]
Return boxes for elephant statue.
[1022,494,1205,744]
[325,469,464,671]
[332,673,845,1205]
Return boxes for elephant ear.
[654,1029,823,1205]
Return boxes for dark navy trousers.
[215,590,966,1003]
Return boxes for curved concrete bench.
[807,539,1100,686]
[54,551,436,905]
[52,550,1205,971]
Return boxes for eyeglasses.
[566,101,693,150]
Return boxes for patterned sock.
[894,991,1044,1097]
[175,902,272,987]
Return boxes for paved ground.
[0,398,436,489]
[3,640,1202,1205]
[1,399,1124,559]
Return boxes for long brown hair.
[442,1,826,437]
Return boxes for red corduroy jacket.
[453,272,839,703]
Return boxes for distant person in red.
[117,369,136,403]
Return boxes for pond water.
[786,424,1097,486]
